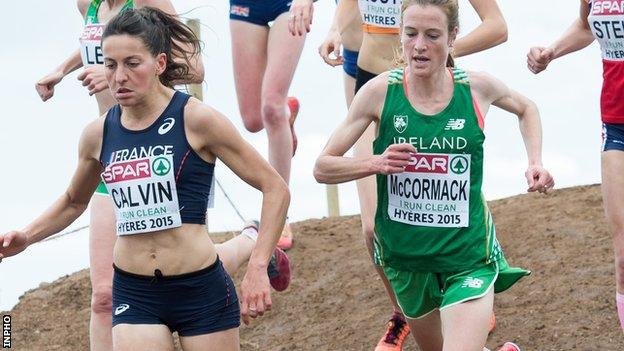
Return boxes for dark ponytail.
[102,7,201,87]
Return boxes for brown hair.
[102,7,201,87]
[395,0,459,68]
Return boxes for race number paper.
[101,154,182,235]
[387,153,470,227]
[79,24,105,65]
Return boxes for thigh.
[354,124,378,236]
[262,13,306,99]
[180,327,240,351]
[229,20,268,124]
[439,288,493,351]
[343,72,356,107]
[602,150,624,261]
[406,311,443,351]
[113,324,174,351]
[89,195,116,289]
[602,150,624,234]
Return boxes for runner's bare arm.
[0,119,104,259]
[318,0,356,66]
[185,100,289,322]
[470,71,554,193]
[453,0,507,57]
[527,0,593,74]
[185,101,289,266]
[315,73,416,184]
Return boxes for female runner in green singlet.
[314,0,508,349]
[315,1,553,350]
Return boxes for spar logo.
[450,155,469,175]
[152,157,172,176]
[80,24,104,40]
[592,1,624,15]
[102,159,151,184]
[394,115,408,133]
[405,154,448,174]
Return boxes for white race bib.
[79,24,105,66]
[358,0,401,29]
[101,154,182,235]
[387,153,470,227]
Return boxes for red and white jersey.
[587,0,624,123]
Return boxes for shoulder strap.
[452,67,470,85]
[85,0,103,24]
[387,68,404,86]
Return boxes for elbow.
[313,160,329,184]
[494,20,508,45]
[190,60,205,84]
[191,65,206,84]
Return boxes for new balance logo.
[461,277,483,289]
[445,119,465,130]
[114,304,130,316]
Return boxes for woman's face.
[400,4,457,76]
[102,34,166,105]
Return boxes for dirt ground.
[3,185,623,350]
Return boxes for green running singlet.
[85,0,134,25]
[373,67,502,273]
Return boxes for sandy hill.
[3,185,623,350]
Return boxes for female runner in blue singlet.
[34,2,289,349]
[10,7,289,350]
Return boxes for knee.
[239,111,263,133]
[261,96,287,129]
[91,288,113,315]
[361,219,375,253]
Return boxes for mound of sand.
[3,185,623,350]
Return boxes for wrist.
[248,257,269,270]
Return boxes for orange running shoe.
[497,342,521,351]
[277,222,294,250]
[488,312,496,334]
[375,312,410,351]
[287,97,299,156]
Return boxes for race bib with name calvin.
[80,24,105,66]
[101,154,182,235]
[387,153,471,227]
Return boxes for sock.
[617,292,624,332]
[241,226,258,242]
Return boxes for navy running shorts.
[229,0,292,26]
[602,123,624,152]
[343,48,359,79]
[111,258,240,336]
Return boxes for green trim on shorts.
[383,258,530,319]
[95,181,109,195]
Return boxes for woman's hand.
[35,71,64,101]
[239,264,272,325]
[77,65,109,96]
[527,47,554,74]
[373,143,418,175]
[318,28,343,67]
[525,165,555,194]
[0,231,29,262]
[288,0,314,36]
